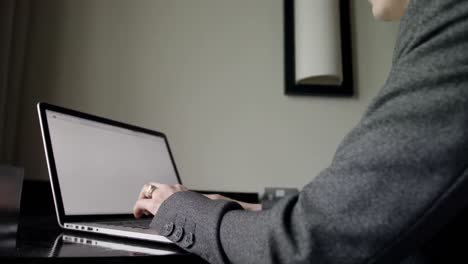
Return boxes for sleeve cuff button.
[173,226,184,242]
[162,222,174,236]
[182,232,194,248]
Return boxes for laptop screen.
[45,110,179,215]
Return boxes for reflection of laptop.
[37,103,182,243]
[61,234,180,256]
[47,233,182,257]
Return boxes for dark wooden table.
[0,215,207,263]
[0,180,259,263]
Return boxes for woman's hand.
[133,183,262,219]
[133,183,187,218]
[204,194,262,211]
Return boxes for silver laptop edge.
[37,103,64,229]
[62,222,171,243]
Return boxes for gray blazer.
[150,0,468,263]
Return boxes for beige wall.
[16,0,400,193]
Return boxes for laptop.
[37,102,182,243]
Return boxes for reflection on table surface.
[0,216,206,262]
[52,232,184,257]
[61,233,178,256]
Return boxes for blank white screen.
[46,110,179,215]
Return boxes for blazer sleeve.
[150,0,468,262]
[150,61,468,263]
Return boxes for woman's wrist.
[241,202,262,211]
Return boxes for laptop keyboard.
[97,219,152,230]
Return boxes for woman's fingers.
[148,182,166,189]
[138,184,150,199]
[133,198,157,218]
[134,182,189,219]
[138,182,165,199]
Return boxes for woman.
[134,0,468,263]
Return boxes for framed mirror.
[284,0,353,96]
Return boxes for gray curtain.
[0,0,30,164]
